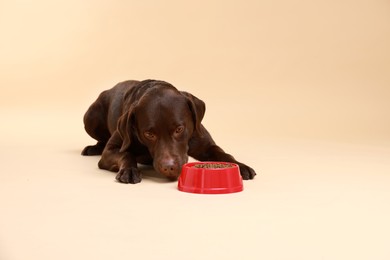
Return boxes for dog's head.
[117,81,205,179]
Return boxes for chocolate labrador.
[82,79,256,184]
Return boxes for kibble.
[193,163,234,169]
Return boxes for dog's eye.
[175,126,184,135]
[144,131,156,141]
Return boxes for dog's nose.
[158,159,179,177]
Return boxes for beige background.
[1,0,390,259]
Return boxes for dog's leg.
[189,126,257,180]
[81,141,106,156]
[82,97,111,155]
[196,144,256,180]
[98,132,142,184]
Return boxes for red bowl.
[178,162,243,194]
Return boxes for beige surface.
[1,1,390,259]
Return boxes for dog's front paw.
[116,167,142,184]
[237,163,257,180]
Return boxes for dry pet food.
[193,163,234,169]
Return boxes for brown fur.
[82,80,256,184]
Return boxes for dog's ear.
[181,91,206,135]
[117,105,136,153]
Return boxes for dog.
[82,79,256,184]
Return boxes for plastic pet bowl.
[178,162,243,194]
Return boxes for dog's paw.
[237,163,257,180]
[116,167,142,184]
[81,144,104,156]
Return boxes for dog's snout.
[158,159,179,178]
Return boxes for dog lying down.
[82,79,256,184]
